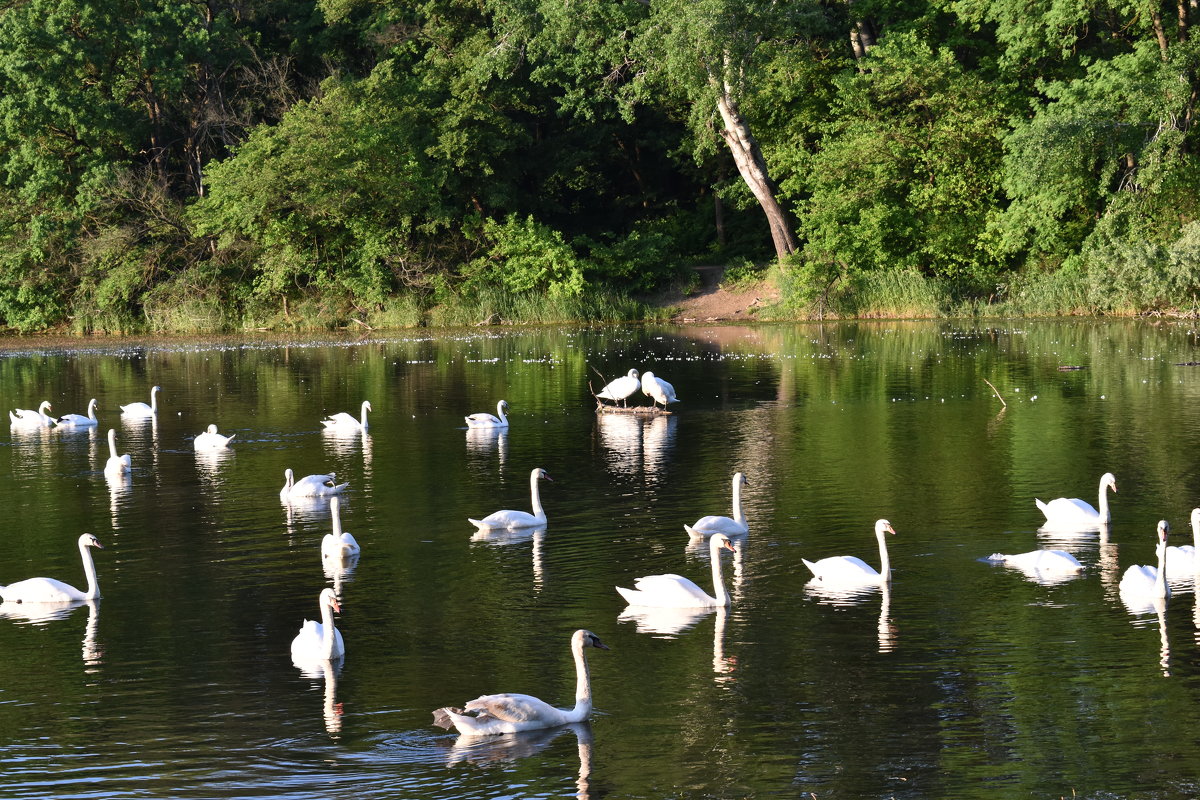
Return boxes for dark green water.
[2,320,1200,799]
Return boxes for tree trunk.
[715,88,797,261]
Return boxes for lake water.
[2,320,1200,799]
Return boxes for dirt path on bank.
[659,266,780,323]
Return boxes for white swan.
[640,371,678,410]
[103,428,132,476]
[466,400,509,428]
[290,587,344,662]
[469,467,551,530]
[0,533,103,603]
[596,370,640,406]
[803,519,897,586]
[1036,472,1116,531]
[1119,519,1170,601]
[432,629,609,735]
[685,472,749,538]
[120,385,160,418]
[321,400,371,432]
[617,532,736,608]
[986,548,1082,574]
[57,398,98,427]
[280,468,348,500]
[9,400,55,428]
[1162,507,1200,580]
[193,424,235,450]
[322,496,361,560]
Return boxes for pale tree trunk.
[715,88,797,261]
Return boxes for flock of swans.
[6,375,1189,743]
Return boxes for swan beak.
[722,539,736,552]
[885,524,896,535]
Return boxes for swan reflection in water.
[471,526,546,590]
[617,606,737,682]
[596,413,676,480]
[106,470,133,528]
[0,599,103,668]
[466,427,508,468]
[194,446,235,492]
[804,581,897,654]
[1120,596,1171,677]
[443,722,595,800]
[322,427,373,484]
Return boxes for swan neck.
[107,429,117,458]
[1193,517,1200,553]
[150,388,157,413]
[80,541,100,600]
[530,473,546,520]
[710,538,730,606]
[1156,539,1170,598]
[88,400,97,420]
[877,530,892,583]
[360,401,370,427]
[331,505,342,538]
[571,636,593,720]
[497,402,507,423]
[1098,480,1110,523]
[731,477,744,524]
[321,598,339,658]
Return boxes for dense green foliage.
[3,0,1200,331]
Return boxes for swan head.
[532,467,552,482]
[362,400,373,412]
[499,400,509,411]
[710,533,736,553]
[574,629,610,651]
[39,401,53,413]
[734,472,749,486]
[627,369,640,378]
[206,424,218,434]
[1101,472,1117,492]
[78,533,103,550]
[1191,508,1200,529]
[1157,519,1170,545]
[875,519,897,536]
[320,587,342,614]
[151,385,161,395]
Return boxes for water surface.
[2,321,1200,799]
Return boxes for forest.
[2,0,1200,333]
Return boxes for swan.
[466,400,509,429]
[280,468,348,500]
[1119,519,1170,601]
[1036,472,1116,531]
[56,398,99,427]
[596,370,640,406]
[616,532,737,608]
[986,548,1082,574]
[1159,507,1200,580]
[193,424,235,450]
[685,472,749,538]
[9,400,55,428]
[469,467,551,530]
[802,519,897,586]
[0,533,103,603]
[640,371,678,410]
[321,400,371,432]
[322,496,361,560]
[103,428,132,476]
[432,629,609,735]
[120,385,160,418]
[290,587,344,662]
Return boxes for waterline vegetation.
[4,1,1200,334]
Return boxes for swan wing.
[685,515,747,536]
[597,375,638,401]
[463,693,562,725]
[322,412,360,428]
[469,510,542,530]
[57,413,97,427]
[993,549,1082,573]
[1037,497,1100,524]
[465,413,505,427]
[803,555,880,584]
[618,573,715,607]
[0,577,86,604]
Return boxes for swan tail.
[985,553,1008,563]
[468,518,487,530]
[801,559,820,577]
[684,525,704,539]
[1035,498,1050,516]
[432,707,464,730]
[615,586,640,605]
